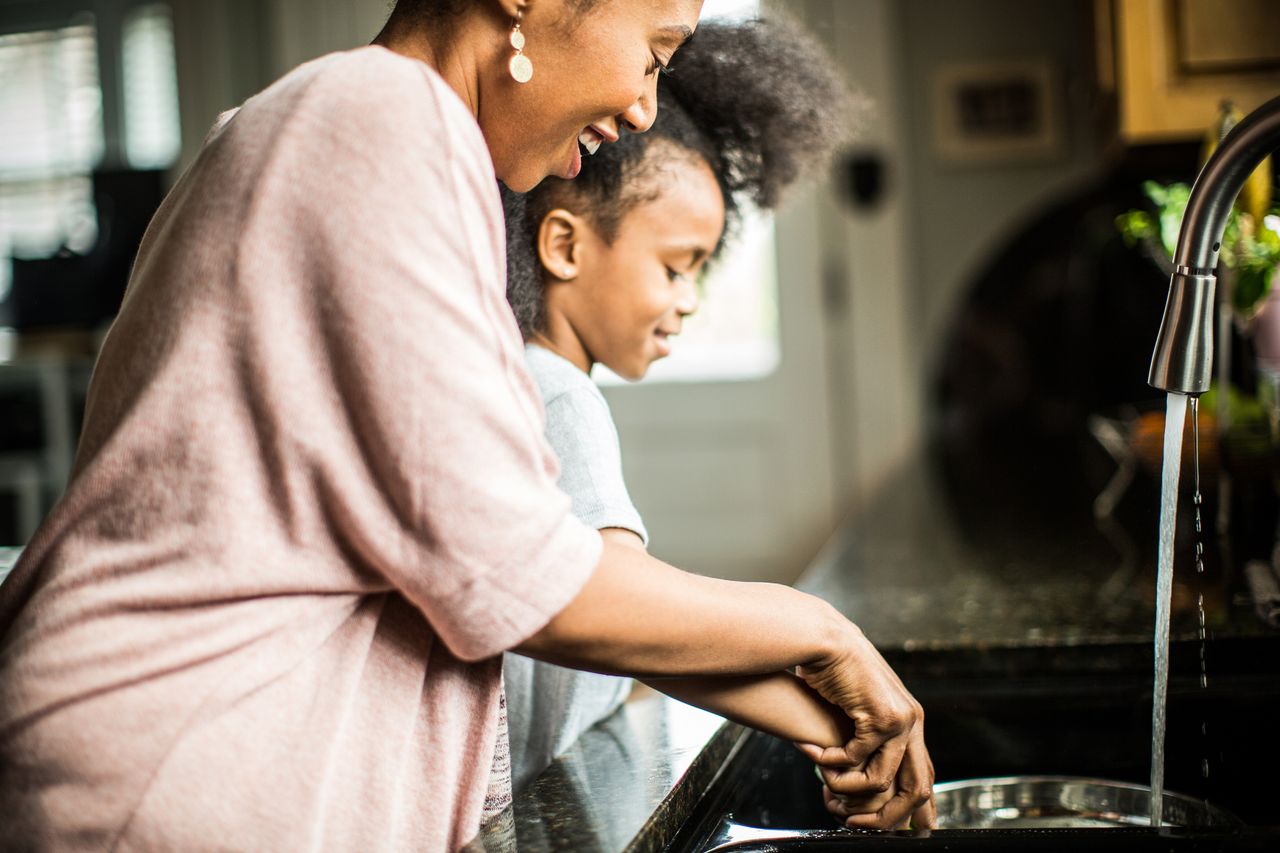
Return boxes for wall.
[266,0,391,80]
[788,0,1108,515]
[895,0,1105,415]
[790,0,923,513]
[171,0,389,168]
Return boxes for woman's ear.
[493,0,530,21]
[537,208,586,281]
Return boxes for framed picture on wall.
[931,59,1065,164]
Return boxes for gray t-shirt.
[504,344,647,792]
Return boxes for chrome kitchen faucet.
[1149,93,1280,395]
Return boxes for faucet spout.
[1149,93,1280,395]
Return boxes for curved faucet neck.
[1149,95,1280,395]
[1176,94,1280,272]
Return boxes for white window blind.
[123,4,180,169]
[0,19,104,301]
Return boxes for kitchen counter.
[465,688,744,853]
[5,449,1274,849]
[801,456,1275,655]
[472,453,1278,850]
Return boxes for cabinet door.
[1112,0,1280,141]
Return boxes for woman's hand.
[795,624,935,829]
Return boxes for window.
[122,4,180,169]
[598,0,778,385]
[0,18,104,300]
[0,2,181,305]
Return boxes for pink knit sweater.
[0,47,600,851]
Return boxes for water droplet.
[1202,758,1210,778]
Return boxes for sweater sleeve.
[252,50,601,662]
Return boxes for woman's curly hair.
[504,15,854,338]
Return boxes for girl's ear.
[537,208,587,281]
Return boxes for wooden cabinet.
[1097,0,1280,141]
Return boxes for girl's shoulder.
[523,345,607,410]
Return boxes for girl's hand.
[807,726,937,829]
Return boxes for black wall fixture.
[840,149,888,211]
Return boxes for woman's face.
[546,153,725,380]
[482,0,704,191]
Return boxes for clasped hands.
[795,625,936,830]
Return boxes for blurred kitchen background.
[2,0,1279,585]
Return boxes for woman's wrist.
[802,596,860,671]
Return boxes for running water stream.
[1150,392,1188,826]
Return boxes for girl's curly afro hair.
[504,15,854,339]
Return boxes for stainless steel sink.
[929,775,1238,828]
[693,775,1241,851]
[665,641,1280,851]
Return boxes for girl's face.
[482,0,703,191]
[541,153,725,380]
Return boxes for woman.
[0,1,932,849]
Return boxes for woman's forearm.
[519,537,934,826]
[642,671,856,747]
[517,538,853,679]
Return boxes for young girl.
[501,17,900,823]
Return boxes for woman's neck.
[371,15,488,119]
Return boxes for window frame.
[1,0,171,170]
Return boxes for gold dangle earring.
[508,10,533,83]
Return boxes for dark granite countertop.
[465,688,744,853]
[799,456,1277,654]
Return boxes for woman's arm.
[517,536,852,677]
[587,531,856,748]
[516,537,935,829]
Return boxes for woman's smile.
[578,126,608,155]
[562,125,612,179]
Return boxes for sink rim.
[932,774,1242,828]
